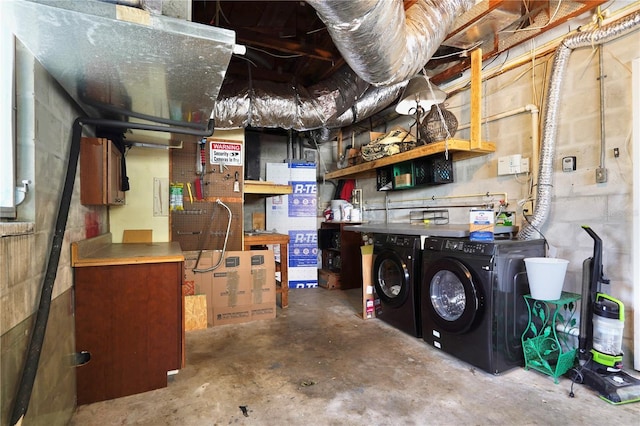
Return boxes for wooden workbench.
[71,234,183,267]
[243,232,289,308]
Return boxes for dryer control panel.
[424,238,496,256]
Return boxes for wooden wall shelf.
[244,180,293,195]
[325,139,495,180]
[325,49,495,182]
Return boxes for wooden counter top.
[71,233,184,267]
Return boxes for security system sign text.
[210,140,243,166]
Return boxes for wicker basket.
[421,104,458,143]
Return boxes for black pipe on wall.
[9,117,215,426]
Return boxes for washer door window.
[424,258,482,333]
[373,250,409,308]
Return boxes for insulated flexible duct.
[214,70,406,136]
[306,0,475,86]
[214,66,370,130]
[213,0,473,133]
[518,10,640,240]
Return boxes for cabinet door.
[338,225,363,288]
[106,141,125,205]
[75,262,183,405]
[80,138,107,205]
[80,138,125,205]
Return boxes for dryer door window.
[424,258,482,333]
[373,251,409,308]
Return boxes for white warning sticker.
[210,140,243,166]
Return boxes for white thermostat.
[562,156,576,172]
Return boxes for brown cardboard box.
[211,305,252,326]
[184,250,214,297]
[187,250,277,326]
[249,252,276,321]
[183,280,195,296]
[369,131,385,142]
[250,251,276,305]
[190,251,251,326]
[360,246,377,319]
[318,269,340,290]
[251,303,276,321]
[211,252,252,308]
[394,173,412,188]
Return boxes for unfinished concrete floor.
[70,288,640,425]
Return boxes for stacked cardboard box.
[250,252,277,321]
[318,269,341,290]
[184,250,276,327]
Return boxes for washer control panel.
[425,238,496,256]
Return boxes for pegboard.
[170,138,244,252]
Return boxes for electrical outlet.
[522,201,534,215]
[596,167,607,183]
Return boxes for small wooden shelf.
[325,139,495,180]
[244,180,293,195]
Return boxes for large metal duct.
[213,0,475,132]
[306,0,475,86]
[518,10,640,240]
[213,66,371,130]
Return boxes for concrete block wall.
[241,23,640,364]
[1,41,108,425]
[319,27,639,362]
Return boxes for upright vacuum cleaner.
[571,225,640,404]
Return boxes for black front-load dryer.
[373,233,423,337]
[421,237,545,374]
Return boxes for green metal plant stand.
[521,292,581,383]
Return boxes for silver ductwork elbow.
[518,10,640,240]
[308,81,407,142]
[306,0,475,86]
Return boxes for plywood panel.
[184,295,208,331]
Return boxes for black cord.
[568,353,594,398]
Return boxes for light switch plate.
[562,156,576,172]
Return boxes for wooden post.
[470,48,482,150]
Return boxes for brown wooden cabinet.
[72,236,184,405]
[319,222,363,289]
[80,137,125,205]
[74,260,183,405]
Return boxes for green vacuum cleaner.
[570,225,640,404]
